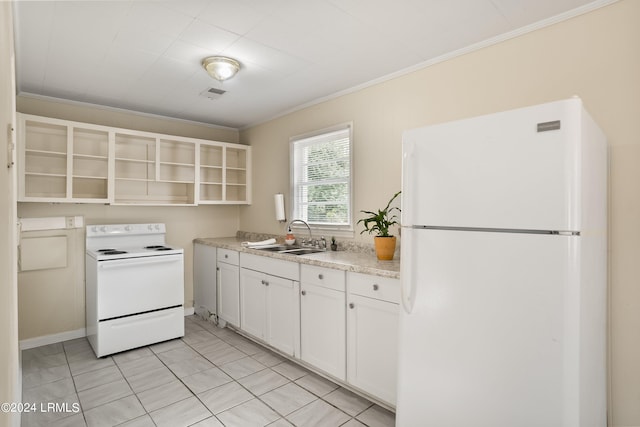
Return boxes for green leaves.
[357,191,401,237]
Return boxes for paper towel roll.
[274,193,286,222]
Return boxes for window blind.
[291,126,352,228]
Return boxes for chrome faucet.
[287,219,312,246]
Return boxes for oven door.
[96,253,184,320]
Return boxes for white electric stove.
[85,223,184,357]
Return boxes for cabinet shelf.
[160,161,195,167]
[25,172,66,178]
[25,149,66,158]
[115,157,154,164]
[73,153,108,160]
[115,177,153,183]
[158,179,194,184]
[73,174,108,180]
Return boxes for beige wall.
[239,1,640,425]
[1,3,19,426]
[16,98,243,341]
[17,95,239,144]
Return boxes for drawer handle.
[301,290,306,296]
[373,284,379,291]
[318,274,324,280]
[349,303,355,309]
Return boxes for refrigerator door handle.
[400,227,416,314]
[401,145,414,226]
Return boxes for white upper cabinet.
[198,142,251,204]
[18,113,251,205]
[19,115,110,203]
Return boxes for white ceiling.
[13,0,607,129]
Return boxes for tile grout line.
[23,316,388,427]
[184,317,361,426]
[62,340,90,427]
[180,320,283,425]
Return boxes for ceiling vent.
[200,87,226,100]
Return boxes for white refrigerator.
[397,98,607,427]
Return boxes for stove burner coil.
[101,250,128,255]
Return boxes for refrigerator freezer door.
[402,99,583,231]
[396,228,604,427]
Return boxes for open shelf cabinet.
[198,142,251,204]
[18,113,251,206]
[19,115,109,202]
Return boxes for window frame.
[289,122,354,236]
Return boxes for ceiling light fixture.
[201,56,240,81]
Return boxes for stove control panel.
[87,223,166,236]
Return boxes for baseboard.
[19,328,86,350]
[184,307,195,316]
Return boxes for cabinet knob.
[264,281,269,286]
[373,284,379,291]
[216,267,220,271]
[301,290,306,296]
[225,254,229,259]
[318,274,324,280]
[349,303,355,309]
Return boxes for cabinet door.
[240,268,267,339]
[347,294,399,405]
[217,262,240,327]
[193,244,217,319]
[266,276,300,357]
[300,283,346,380]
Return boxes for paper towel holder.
[274,193,286,222]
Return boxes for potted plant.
[357,191,401,260]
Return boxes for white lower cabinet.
[217,249,400,406]
[300,265,346,381]
[217,249,240,327]
[193,243,217,320]
[347,272,400,406]
[239,254,300,357]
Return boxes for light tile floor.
[20,316,396,427]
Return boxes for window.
[290,124,352,232]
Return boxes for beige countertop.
[194,237,400,279]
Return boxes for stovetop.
[86,223,183,260]
[87,245,184,260]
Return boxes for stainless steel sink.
[278,248,324,255]
[251,244,324,255]
[252,245,290,252]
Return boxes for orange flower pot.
[374,236,396,260]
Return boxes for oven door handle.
[99,256,182,269]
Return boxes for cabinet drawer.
[301,264,345,292]
[348,272,400,304]
[217,249,239,265]
[240,253,299,281]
